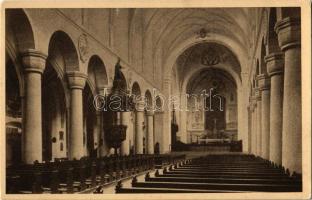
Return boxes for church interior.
[5,7,303,194]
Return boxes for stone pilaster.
[276,17,301,173]
[21,49,47,164]
[67,71,88,160]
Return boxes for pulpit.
[103,58,135,155]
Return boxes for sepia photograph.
[1,0,311,199]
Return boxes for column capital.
[21,49,47,74]
[265,52,284,77]
[135,100,145,112]
[257,74,270,91]
[146,110,155,116]
[67,71,88,90]
[275,17,301,51]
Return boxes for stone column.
[135,100,145,154]
[146,111,155,154]
[265,52,284,165]
[94,111,102,157]
[258,74,271,159]
[121,112,131,155]
[276,17,301,173]
[179,98,188,143]
[247,105,252,154]
[67,71,88,160]
[162,79,171,153]
[21,50,47,164]
[249,103,254,154]
[98,87,111,156]
[255,87,262,156]
[250,99,255,154]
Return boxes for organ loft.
[4,7,305,195]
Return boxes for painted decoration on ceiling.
[201,48,220,66]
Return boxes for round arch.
[131,82,141,96]
[87,55,109,91]
[144,89,153,110]
[181,64,242,95]
[162,36,247,84]
[48,30,80,72]
[6,9,35,52]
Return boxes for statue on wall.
[112,57,127,94]
[114,58,123,80]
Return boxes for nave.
[4,7,305,196]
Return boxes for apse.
[186,68,237,142]
[173,42,241,144]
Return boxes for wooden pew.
[71,159,87,191]
[115,180,244,193]
[6,168,42,193]
[6,163,59,194]
[6,153,185,194]
[55,160,73,193]
[146,175,302,185]
[132,180,302,192]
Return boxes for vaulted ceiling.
[130,8,258,86]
